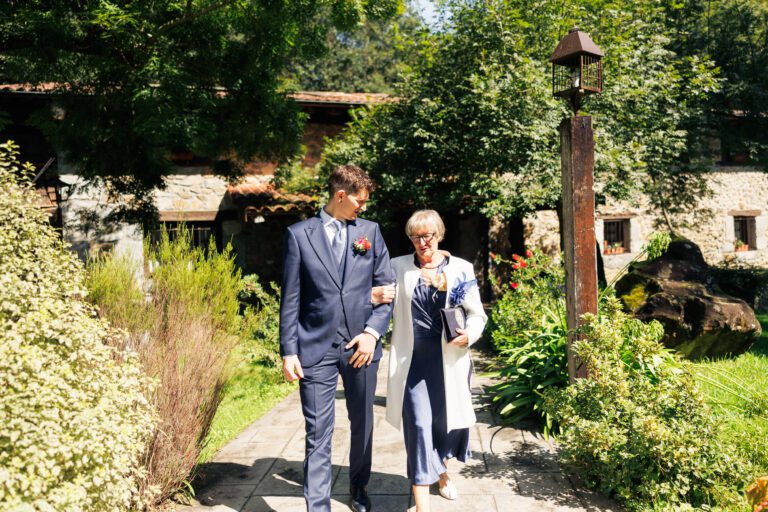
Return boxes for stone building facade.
[0,87,387,284]
[523,166,768,282]
[3,84,766,289]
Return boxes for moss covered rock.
[616,239,761,359]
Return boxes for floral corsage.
[449,273,478,307]
[352,235,371,255]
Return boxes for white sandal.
[438,478,458,500]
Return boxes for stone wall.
[60,167,251,269]
[522,166,768,282]
[154,167,237,214]
[60,172,144,264]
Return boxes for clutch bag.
[440,306,466,341]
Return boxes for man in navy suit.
[280,164,394,512]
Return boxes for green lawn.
[694,312,768,489]
[200,346,296,462]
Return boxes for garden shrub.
[488,249,565,353]
[488,234,673,434]
[0,141,155,511]
[86,227,242,505]
[86,253,149,334]
[239,275,282,370]
[711,263,768,312]
[487,250,569,434]
[545,297,745,510]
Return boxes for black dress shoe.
[349,485,372,512]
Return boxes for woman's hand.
[449,328,469,348]
[371,284,396,305]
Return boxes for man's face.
[336,188,369,221]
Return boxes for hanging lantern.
[551,27,604,113]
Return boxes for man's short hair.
[328,164,374,196]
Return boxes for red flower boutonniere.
[352,235,371,255]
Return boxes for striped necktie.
[331,219,345,269]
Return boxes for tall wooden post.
[560,116,598,381]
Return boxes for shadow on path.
[192,457,411,511]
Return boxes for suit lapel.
[305,217,342,289]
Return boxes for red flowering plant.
[487,248,569,436]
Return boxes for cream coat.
[385,254,487,432]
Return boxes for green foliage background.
[0,141,155,510]
[0,0,401,222]
[546,299,748,510]
[320,0,725,227]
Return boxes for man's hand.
[346,332,377,368]
[449,328,469,348]
[282,355,305,382]
[370,284,396,305]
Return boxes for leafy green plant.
[487,250,569,434]
[87,226,244,506]
[545,297,746,510]
[146,225,243,336]
[1,140,155,511]
[488,249,565,353]
[86,253,150,333]
[239,275,283,370]
[488,234,673,434]
[488,304,568,436]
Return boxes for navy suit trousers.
[299,339,378,512]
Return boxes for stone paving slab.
[178,348,623,512]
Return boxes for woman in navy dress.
[383,210,487,512]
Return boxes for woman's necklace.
[419,255,444,269]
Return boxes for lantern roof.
[550,27,604,64]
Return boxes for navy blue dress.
[402,256,471,485]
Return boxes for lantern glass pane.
[553,63,581,96]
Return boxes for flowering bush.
[488,249,564,353]
[0,141,155,510]
[544,298,745,510]
[487,250,569,434]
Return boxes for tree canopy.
[321,0,720,227]
[289,6,428,94]
[0,0,400,222]
[679,0,768,167]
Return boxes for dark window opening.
[148,221,219,251]
[734,216,757,251]
[603,219,630,254]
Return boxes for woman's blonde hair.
[405,209,445,242]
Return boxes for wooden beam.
[560,116,598,382]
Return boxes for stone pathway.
[178,348,622,512]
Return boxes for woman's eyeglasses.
[409,233,435,243]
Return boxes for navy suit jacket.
[279,213,394,368]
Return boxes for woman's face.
[409,226,439,262]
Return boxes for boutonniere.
[352,235,371,255]
[449,273,478,307]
